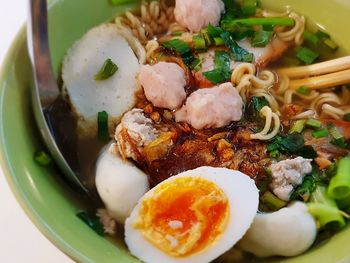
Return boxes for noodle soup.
[56,0,350,262]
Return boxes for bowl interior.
[1,0,350,262]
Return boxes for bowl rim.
[0,27,88,263]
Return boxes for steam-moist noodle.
[115,0,175,44]
[61,0,350,262]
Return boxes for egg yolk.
[133,176,229,257]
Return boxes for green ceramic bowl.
[1,0,350,262]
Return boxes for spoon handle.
[28,0,89,194]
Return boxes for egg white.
[95,143,150,224]
[125,166,259,263]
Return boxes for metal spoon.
[28,0,88,194]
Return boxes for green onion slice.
[34,150,52,166]
[94,59,118,80]
[98,111,109,141]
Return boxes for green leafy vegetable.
[203,51,231,83]
[220,32,254,62]
[221,0,244,21]
[269,149,280,158]
[33,150,52,166]
[242,0,257,16]
[251,30,274,47]
[98,111,109,141]
[77,211,105,236]
[94,59,118,80]
[251,96,269,112]
[296,47,319,65]
[291,173,318,201]
[331,138,347,149]
[162,39,197,68]
[268,134,317,159]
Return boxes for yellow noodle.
[145,40,160,63]
[251,106,281,140]
[292,110,316,120]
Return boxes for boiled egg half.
[125,166,259,263]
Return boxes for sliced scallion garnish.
[296,47,319,65]
[297,86,309,95]
[222,17,295,32]
[94,58,118,80]
[34,150,52,166]
[77,211,105,236]
[312,129,329,139]
[306,118,322,129]
[98,111,109,141]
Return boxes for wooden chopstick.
[277,56,350,79]
[289,69,350,90]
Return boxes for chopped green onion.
[296,47,319,65]
[328,156,350,200]
[94,59,118,81]
[331,138,347,149]
[98,111,109,141]
[251,96,269,112]
[213,37,225,46]
[242,0,257,16]
[297,85,309,95]
[77,211,105,236]
[221,0,244,20]
[251,30,274,47]
[323,38,338,51]
[289,120,306,134]
[192,35,207,52]
[261,191,286,211]
[315,30,331,40]
[303,31,319,46]
[312,129,329,139]
[308,185,346,231]
[222,17,295,32]
[220,32,254,62]
[206,23,224,38]
[34,150,52,166]
[343,113,350,122]
[291,173,318,202]
[306,118,322,129]
[162,39,197,68]
[328,124,343,140]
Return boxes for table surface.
[0,2,74,263]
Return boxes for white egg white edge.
[125,166,259,263]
